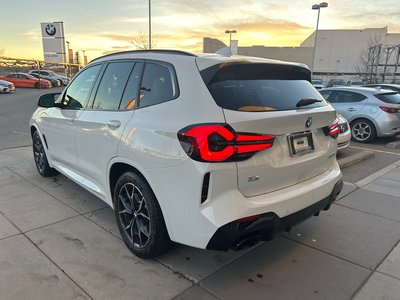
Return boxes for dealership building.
[203,27,400,83]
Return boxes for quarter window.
[139,63,177,108]
[60,64,101,109]
[92,61,134,110]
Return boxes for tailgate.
[224,108,337,197]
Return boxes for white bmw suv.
[30,50,343,258]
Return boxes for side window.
[333,91,366,103]
[319,90,332,101]
[139,62,177,108]
[41,71,49,76]
[119,62,144,110]
[59,64,101,109]
[92,61,134,110]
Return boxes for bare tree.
[129,32,156,50]
[354,34,386,83]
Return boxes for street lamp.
[311,2,328,75]
[225,30,237,48]
[66,41,70,63]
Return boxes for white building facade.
[203,27,400,83]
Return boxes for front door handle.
[347,108,356,112]
[106,120,121,130]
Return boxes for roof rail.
[91,49,197,63]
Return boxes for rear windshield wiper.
[296,98,322,108]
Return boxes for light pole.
[66,41,70,78]
[149,0,152,50]
[66,41,70,60]
[311,2,328,75]
[225,30,237,48]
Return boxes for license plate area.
[288,132,314,156]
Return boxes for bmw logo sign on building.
[45,24,56,36]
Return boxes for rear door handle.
[106,120,121,130]
[347,108,356,112]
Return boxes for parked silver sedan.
[319,87,400,143]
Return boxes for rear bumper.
[206,179,343,251]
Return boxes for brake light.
[177,124,275,162]
[323,119,340,138]
[380,106,400,113]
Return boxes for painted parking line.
[349,145,400,156]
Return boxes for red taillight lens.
[380,106,400,113]
[323,118,340,138]
[177,124,275,162]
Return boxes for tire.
[114,171,171,259]
[32,131,58,177]
[351,119,377,143]
[34,82,40,89]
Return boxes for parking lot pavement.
[1,145,400,299]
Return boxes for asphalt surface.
[0,87,64,150]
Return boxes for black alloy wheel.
[114,172,171,258]
[32,131,58,177]
[118,182,151,249]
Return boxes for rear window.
[200,63,327,112]
[375,92,400,104]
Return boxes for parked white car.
[30,50,343,258]
[0,79,15,93]
[337,114,351,150]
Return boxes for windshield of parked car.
[312,80,323,84]
[331,80,346,86]
[201,63,327,111]
[375,92,400,104]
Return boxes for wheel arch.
[107,159,175,241]
[349,116,379,134]
[30,124,38,137]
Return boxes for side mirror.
[37,93,61,108]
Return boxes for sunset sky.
[0,0,399,62]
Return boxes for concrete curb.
[386,141,400,149]
[338,150,375,169]
[355,159,400,188]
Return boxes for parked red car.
[0,73,51,89]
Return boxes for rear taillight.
[323,119,340,138]
[177,123,275,162]
[380,106,400,113]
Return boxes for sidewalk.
[0,146,399,300]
